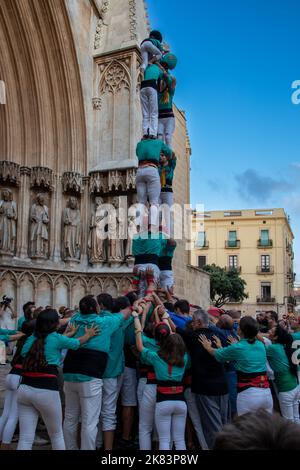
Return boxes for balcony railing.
[257,239,273,248]
[225,266,242,273]
[195,241,209,250]
[257,296,276,304]
[225,240,240,249]
[256,266,274,275]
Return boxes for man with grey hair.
[176,307,230,449]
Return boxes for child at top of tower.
[140,30,164,73]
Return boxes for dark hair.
[239,316,259,344]
[266,310,278,323]
[214,410,300,450]
[125,292,138,306]
[23,301,35,320]
[158,333,186,367]
[11,319,36,367]
[112,296,131,313]
[174,300,190,315]
[154,323,171,344]
[150,30,162,42]
[23,309,59,372]
[97,293,113,312]
[163,302,175,313]
[274,325,298,377]
[226,309,241,320]
[79,295,98,315]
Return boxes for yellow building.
[191,208,295,315]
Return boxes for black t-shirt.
[177,327,228,396]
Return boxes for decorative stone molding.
[129,0,137,40]
[61,172,83,194]
[92,97,102,110]
[108,170,126,191]
[126,168,136,189]
[99,60,131,95]
[89,171,109,194]
[94,0,109,50]
[0,161,20,186]
[30,166,54,191]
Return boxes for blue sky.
[146,0,300,281]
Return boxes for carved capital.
[0,161,20,186]
[89,171,108,194]
[30,166,54,191]
[126,168,136,190]
[108,170,126,192]
[61,172,83,194]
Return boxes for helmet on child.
[161,53,178,70]
[150,30,163,43]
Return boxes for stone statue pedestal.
[109,259,123,269]
[64,258,81,268]
[125,256,134,268]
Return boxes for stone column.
[52,175,63,263]
[17,167,31,259]
[81,176,90,266]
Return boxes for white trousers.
[278,385,300,424]
[136,167,161,207]
[137,377,147,408]
[100,377,123,431]
[140,87,159,137]
[0,373,20,444]
[17,385,65,450]
[140,42,162,71]
[120,367,138,407]
[139,384,157,450]
[134,263,160,298]
[184,388,208,450]
[155,400,187,451]
[158,117,175,148]
[63,379,103,450]
[237,387,273,416]
[159,270,174,289]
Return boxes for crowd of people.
[1,285,300,451]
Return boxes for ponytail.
[275,325,298,377]
[22,309,59,372]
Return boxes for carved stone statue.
[88,196,108,263]
[30,193,49,258]
[125,195,139,261]
[63,197,81,261]
[0,189,17,255]
[108,197,123,263]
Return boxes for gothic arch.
[0,0,87,173]
[99,60,131,95]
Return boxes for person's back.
[136,138,172,164]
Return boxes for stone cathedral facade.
[0,0,210,315]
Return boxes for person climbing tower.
[140,30,164,73]
[158,53,178,148]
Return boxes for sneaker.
[33,436,50,446]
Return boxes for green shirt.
[0,328,18,343]
[266,343,298,392]
[136,139,172,164]
[292,332,300,371]
[17,316,25,330]
[140,348,187,382]
[22,332,80,367]
[144,64,164,82]
[63,311,124,382]
[214,339,267,373]
[103,313,133,379]
[158,75,176,110]
[159,157,177,188]
[132,231,167,258]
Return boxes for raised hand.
[198,334,212,351]
[212,335,222,349]
[85,324,100,338]
[227,335,238,345]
